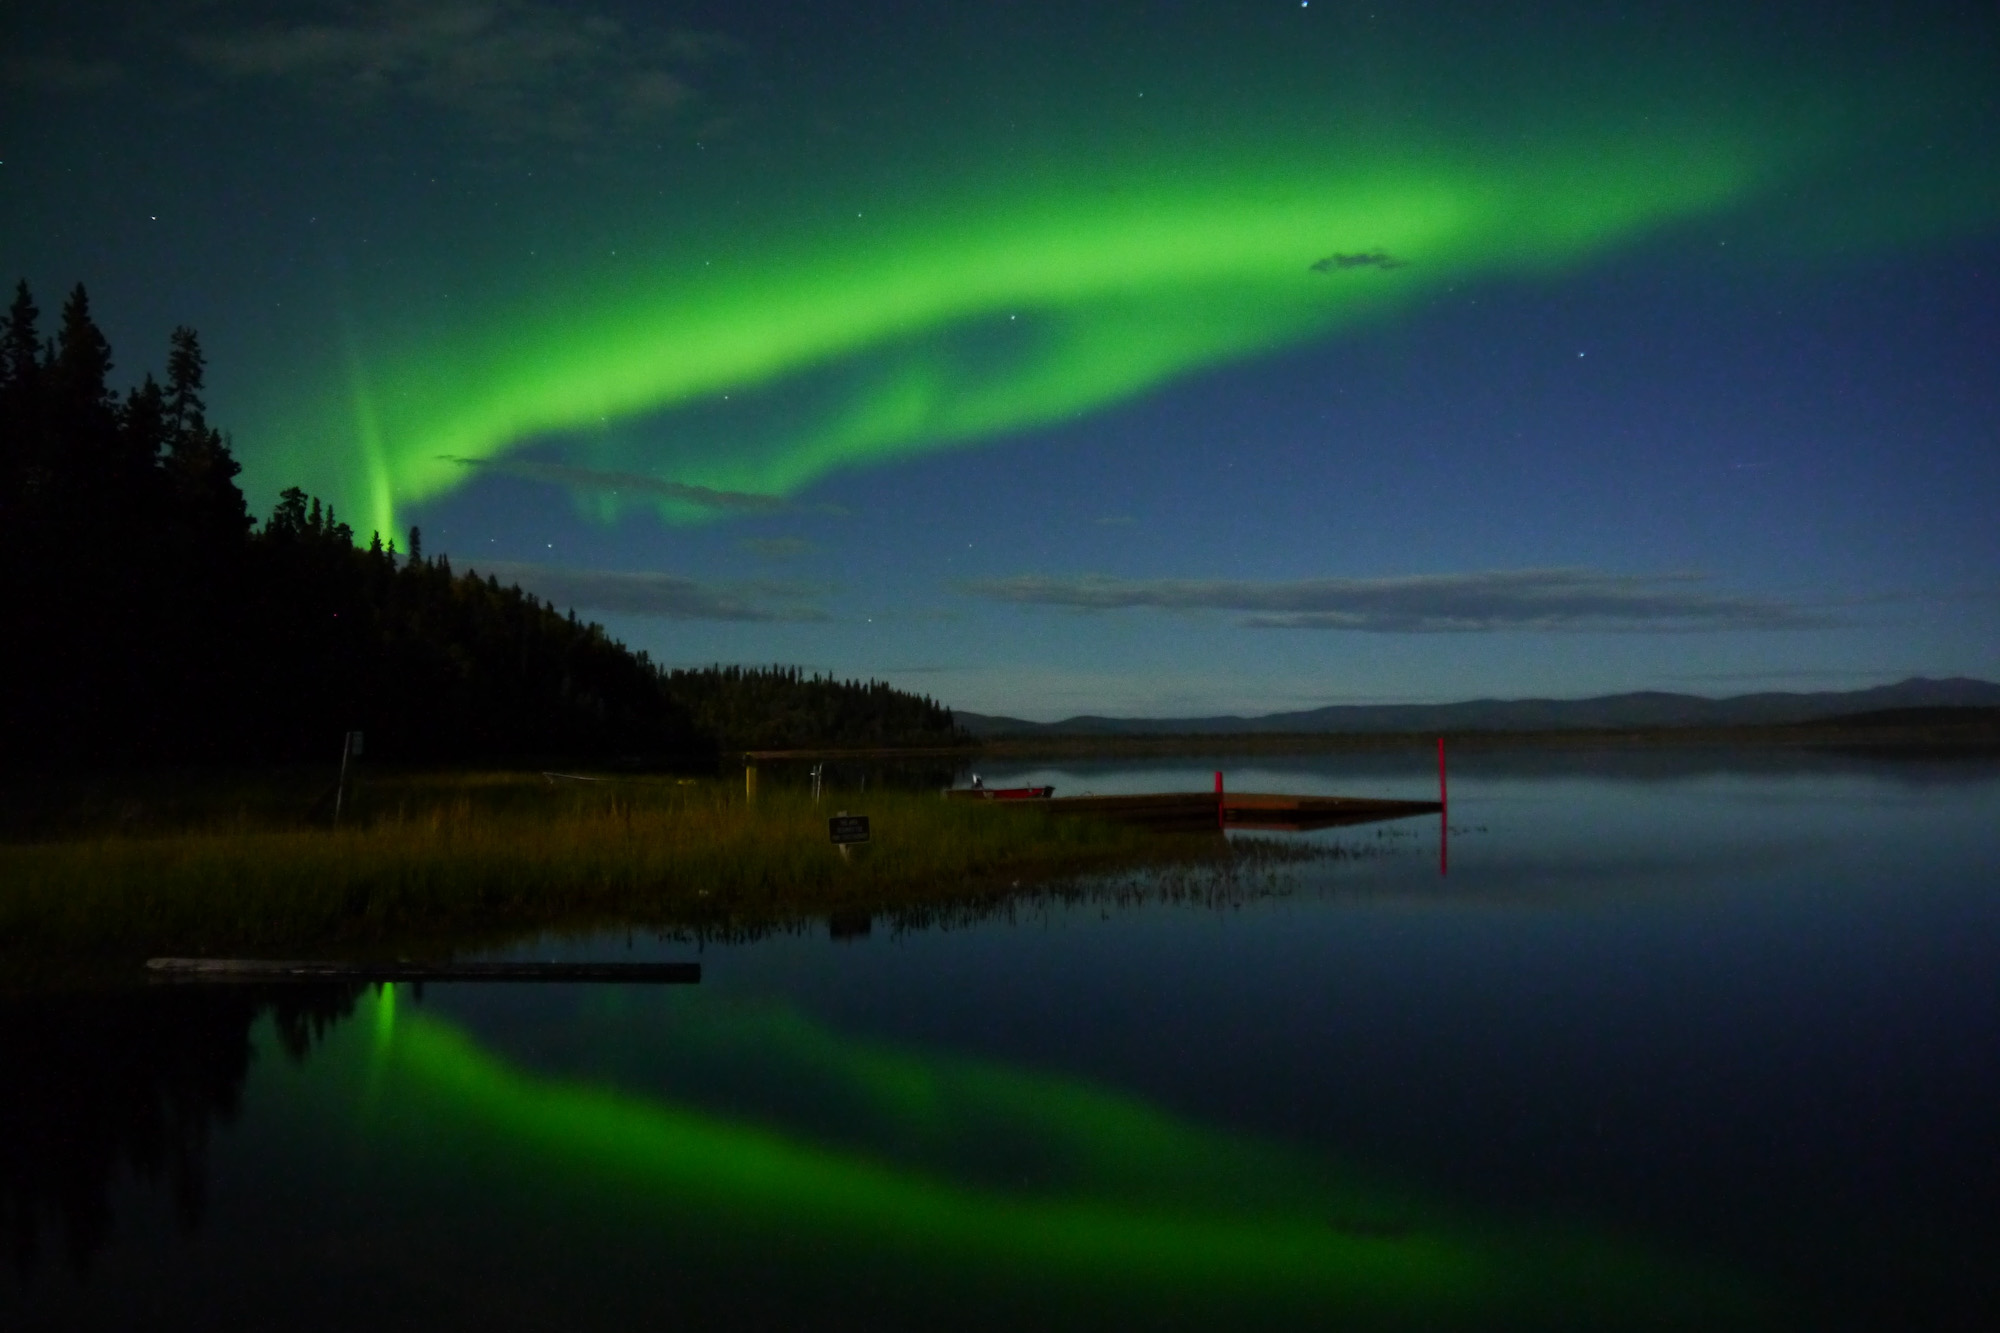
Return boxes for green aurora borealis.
[331,140,1755,536]
[229,6,1997,539]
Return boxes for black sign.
[828,814,871,845]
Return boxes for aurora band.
[305,128,1770,537]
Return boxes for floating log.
[743,746,975,761]
[146,958,700,983]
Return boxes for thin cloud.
[1311,250,1408,273]
[1094,514,1138,527]
[440,455,790,513]
[476,560,827,622]
[962,569,1837,633]
[185,0,736,143]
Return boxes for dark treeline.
[246,491,712,764]
[0,278,960,768]
[0,281,706,766]
[1,282,963,769]
[668,664,967,750]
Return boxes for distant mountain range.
[955,677,2000,737]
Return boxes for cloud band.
[440,455,790,513]
[475,560,826,622]
[961,569,1834,633]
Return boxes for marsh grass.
[1,772,1249,966]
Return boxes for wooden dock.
[146,958,701,984]
[1038,792,1442,832]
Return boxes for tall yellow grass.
[1,774,1209,961]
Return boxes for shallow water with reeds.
[5,749,1997,1329]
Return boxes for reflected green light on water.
[339,989,1770,1329]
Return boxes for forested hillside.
[1,281,964,769]
[667,665,965,750]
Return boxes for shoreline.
[0,780,1265,977]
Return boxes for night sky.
[7,1,1997,717]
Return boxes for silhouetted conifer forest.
[668,664,965,750]
[0,282,965,768]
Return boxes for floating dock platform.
[1041,792,1441,832]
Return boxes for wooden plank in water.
[744,746,975,761]
[146,958,700,983]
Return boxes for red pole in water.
[1438,737,1448,877]
[1215,770,1225,831]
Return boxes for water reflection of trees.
[1,984,360,1276]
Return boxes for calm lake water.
[6,749,1998,1330]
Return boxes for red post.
[1215,770,1225,831]
[1438,737,1448,877]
